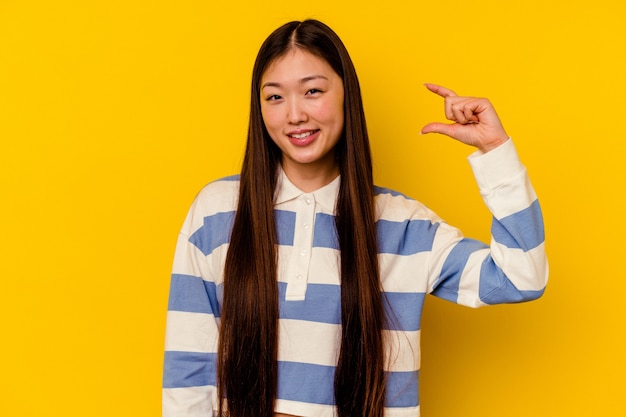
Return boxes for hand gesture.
[421,83,509,153]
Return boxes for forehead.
[262,48,338,83]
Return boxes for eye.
[306,88,322,95]
[265,94,282,101]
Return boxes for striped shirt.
[163,139,548,417]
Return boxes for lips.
[287,129,320,146]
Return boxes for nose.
[287,98,307,125]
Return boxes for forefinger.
[424,83,457,98]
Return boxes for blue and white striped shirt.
[163,139,548,417]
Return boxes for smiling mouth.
[289,130,319,139]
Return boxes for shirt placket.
[284,193,316,301]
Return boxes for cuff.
[467,138,525,192]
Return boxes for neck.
[281,158,339,193]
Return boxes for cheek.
[315,100,344,128]
[261,107,280,133]
[328,93,344,127]
[328,107,345,133]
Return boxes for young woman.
[163,19,548,417]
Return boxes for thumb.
[421,122,456,138]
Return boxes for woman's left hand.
[421,83,509,153]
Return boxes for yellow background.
[1,0,625,416]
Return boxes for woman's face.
[260,48,344,184]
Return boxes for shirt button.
[300,250,306,256]
[296,274,303,280]
[303,223,310,229]
[305,198,312,205]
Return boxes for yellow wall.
[1,0,624,416]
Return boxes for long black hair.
[218,20,387,417]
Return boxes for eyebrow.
[261,75,328,89]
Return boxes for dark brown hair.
[219,20,386,417]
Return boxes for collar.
[274,167,340,213]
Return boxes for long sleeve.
[162,180,238,417]
[428,139,548,307]
[162,232,219,416]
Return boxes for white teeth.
[291,131,314,139]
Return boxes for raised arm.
[420,84,548,306]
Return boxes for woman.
[163,19,547,417]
